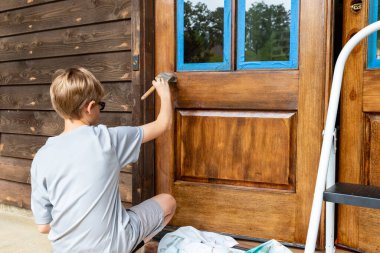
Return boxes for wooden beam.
[120,172,132,203]
[295,0,332,246]
[0,179,31,209]
[0,52,132,85]
[0,21,131,62]
[0,156,31,184]
[131,0,156,204]
[0,134,47,159]
[0,82,133,112]
[0,0,131,37]
[0,111,132,136]
[0,0,60,12]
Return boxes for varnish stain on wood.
[176,110,296,190]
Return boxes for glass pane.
[377,2,380,58]
[244,0,291,61]
[184,0,224,63]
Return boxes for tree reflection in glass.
[184,0,224,63]
[245,0,291,62]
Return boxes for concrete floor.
[0,205,51,253]
[0,204,351,253]
[0,204,149,253]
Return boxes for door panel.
[338,1,380,252]
[175,72,298,110]
[365,115,380,186]
[172,182,296,241]
[155,0,332,245]
[176,111,296,190]
[364,71,380,111]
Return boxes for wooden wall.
[0,0,136,209]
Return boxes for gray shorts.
[126,198,165,251]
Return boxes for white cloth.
[158,226,244,253]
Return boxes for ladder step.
[324,183,380,209]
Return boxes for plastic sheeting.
[246,239,293,253]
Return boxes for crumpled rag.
[157,226,244,253]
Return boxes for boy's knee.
[154,193,176,215]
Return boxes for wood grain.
[0,134,47,159]
[364,115,380,186]
[0,0,60,12]
[0,111,132,136]
[0,82,133,112]
[172,181,296,241]
[155,0,175,195]
[175,71,298,110]
[294,0,331,246]
[0,51,132,85]
[121,164,132,174]
[357,208,380,252]
[131,0,142,205]
[119,172,132,203]
[176,110,296,190]
[0,0,131,37]
[0,179,31,209]
[363,70,380,112]
[0,20,131,62]
[0,111,63,136]
[130,0,155,204]
[337,0,367,248]
[0,156,31,184]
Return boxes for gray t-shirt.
[31,124,143,252]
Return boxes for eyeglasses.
[98,101,106,111]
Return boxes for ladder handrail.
[305,20,380,253]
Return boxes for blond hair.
[50,67,105,119]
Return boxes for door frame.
[131,0,156,205]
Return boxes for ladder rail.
[325,132,336,253]
[304,20,380,253]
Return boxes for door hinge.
[133,55,139,71]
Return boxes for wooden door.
[338,1,380,252]
[154,0,333,245]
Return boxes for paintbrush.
[141,72,177,100]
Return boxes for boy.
[31,67,176,252]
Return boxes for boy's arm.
[37,224,51,234]
[141,77,172,143]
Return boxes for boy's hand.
[152,77,171,100]
[141,77,173,143]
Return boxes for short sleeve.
[108,126,143,168]
[31,163,53,224]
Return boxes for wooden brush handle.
[141,86,156,100]
[141,72,177,100]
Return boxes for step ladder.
[305,21,380,253]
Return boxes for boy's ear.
[85,100,96,114]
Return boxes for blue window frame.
[177,0,231,71]
[368,0,380,68]
[237,0,299,70]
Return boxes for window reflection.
[184,0,224,63]
[245,0,291,62]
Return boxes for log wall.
[0,0,135,209]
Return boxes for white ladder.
[305,20,380,253]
